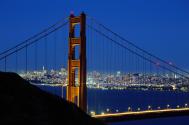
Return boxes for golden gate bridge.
[1,12,189,123]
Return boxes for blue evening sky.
[0,0,189,69]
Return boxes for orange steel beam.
[94,108,189,123]
[67,12,87,112]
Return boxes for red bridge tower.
[66,12,87,112]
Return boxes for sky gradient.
[0,0,189,69]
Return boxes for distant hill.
[0,72,105,125]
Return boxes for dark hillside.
[0,72,105,125]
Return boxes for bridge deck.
[93,108,189,123]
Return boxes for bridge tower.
[66,12,87,112]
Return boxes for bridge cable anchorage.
[86,24,189,80]
[0,17,68,57]
[0,21,68,62]
[86,15,189,76]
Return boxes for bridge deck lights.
[128,107,132,112]
[106,108,110,112]
[90,111,96,116]
[148,105,152,110]
[167,104,170,109]
[185,104,188,108]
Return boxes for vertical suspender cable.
[16,50,18,73]
[150,57,152,84]
[102,28,105,82]
[54,32,57,70]
[26,45,28,73]
[45,37,47,71]
[4,56,7,72]
[35,42,38,71]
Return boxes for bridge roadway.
[93,108,189,123]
